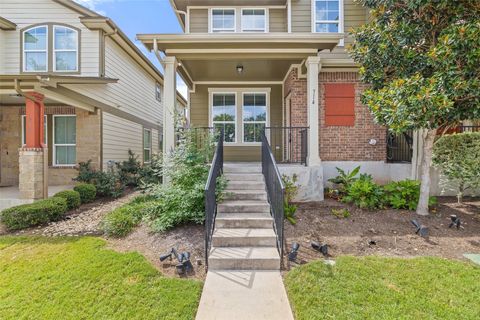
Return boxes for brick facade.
[284,68,387,161]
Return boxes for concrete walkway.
[196,270,294,320]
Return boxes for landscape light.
[410,220,429,238]
[288,242,300,262]
[311,241,329,256]
[160,248,193,275]
[449,215,462,229]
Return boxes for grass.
[0,236,202,320]
[285,256,480,320]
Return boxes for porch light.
[236,64,244,75]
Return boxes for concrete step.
[218,200,270,214]
[226,181,265,191]
[208,247,280,270]
[216,212,273,228]
[225,190,267,201]
[212,228,277,247]
[225,173,264,182]
[224,164,262,174]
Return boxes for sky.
[74,0,188,98]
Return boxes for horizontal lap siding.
[269,9,287,32]
[102,112,143,168]
[291,0,311,32]
[189,9,208,33]
[0,0,99,76]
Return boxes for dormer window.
[241,9,266,32]
[53,26,79,72]
[314,0,341,33]
[23,26,48,72]
[211,9,235,33]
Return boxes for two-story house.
[138,0,409,200]
[0,0,186,208]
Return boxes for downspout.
[287,0,292,33]
[100,28,118,77]
[174,9,188,33]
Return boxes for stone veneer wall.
[284,68,386,161]
[0,106,101,186]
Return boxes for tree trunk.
[416,128,437,215]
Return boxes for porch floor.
[0,185,74,212]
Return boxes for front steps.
[209,163,280,271]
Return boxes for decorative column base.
[18,148,48,200]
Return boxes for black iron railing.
[387,129,414,163]
[460,125,480,133]
[261,133,285,263]
[266,127,308,166]
[204,129,224,269]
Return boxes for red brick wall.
[284,68,387,161]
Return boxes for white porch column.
[306,56,321,166]
[163,56,177,158]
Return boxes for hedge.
[73,183,97,204]
[53,190,81,210]
[0,197,68,231]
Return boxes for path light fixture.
[311,241,329,256]
[411,220,429,238]
[288,242,300,262]
[160,248,193,275]
[449,215,462,229]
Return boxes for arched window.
[23,25,48,72]
[53,26,78,72]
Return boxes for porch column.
[163,56,177,184]
[19,92,48,200]
[306,56,321,166]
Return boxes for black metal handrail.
[265,127,309,166]
[261,133,285,263]
[460,125,480,133]
[204,129,224,269]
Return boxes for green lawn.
[285,256,480,320]
[0,236,202,320]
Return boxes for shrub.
[101,197,154,237]
[74,160,97,183]
[331,208,351,218]
[74,161,125,199]
[1,197,68,230]
[53,190,81,210]
[282,174,299,225]
[74,183,97,204]
[328,166,360,194]
[433,132,480,203]
[116,150,142,186]
[342,175,385,209]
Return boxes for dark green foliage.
[331,208,351,219]
[282,174,299,225]
[74,161,124,198]
[138,154,163,187]
[342,175,385,210]
[384,179,436,210]
[433,132,480,202]
[0,197,68,230]
[74,160,97,184]
[53,190,81,210]
[73,183,97,204]
[116,150,142,186]
[328,166,360,193]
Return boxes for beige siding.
[64,37,163,125]
[189,8,208,33]
[151,128,160,154]
[102,112,143,169]
[291,0,311,32]
[269,9,287,32]
[0,31,5,73]
[0,0,99,76]
[190,84,282,162]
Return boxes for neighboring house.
[0,0,186,206]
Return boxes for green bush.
[342,175,385,209]
[73,183,97,204]
[116,150,142,187]
[74,161,124,199]
[53,190,81,210]
[0,197,68,230]
[101,197,153,237]
[282,174,299,225]
[328,166,361,194]
[433,132,480,203]
[384,179,436,210]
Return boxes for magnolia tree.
[349,0,480,215]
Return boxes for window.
[53,116,76,165]
[211,9,236,32]
[314,0,340,33]
[243,93,267,143]
[23,26,48,72]
[53,26,78,72]
[241,9,266,32]
[324,84,355,126]
[155,83,162,102]
[212,93,236,142]
[144,129,152,164]
[22,115,47,145]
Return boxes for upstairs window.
[241,9,266,32]
[53,26,78,72]
[314,0,340,33]
[23,26,48,72]
[211,9,236,32]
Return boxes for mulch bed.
[283,197,480,269]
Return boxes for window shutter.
[324,83,355,126]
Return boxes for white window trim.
[52,115,76,167]
[241,8,268,33]
[209,91,238,144]
[21,115,47,146]
[241,92,269,145]
[311,0,344,45]
[209,8,237,33]
[53,25,79,72]
[143,128,152,164]
[22,25,48,72]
